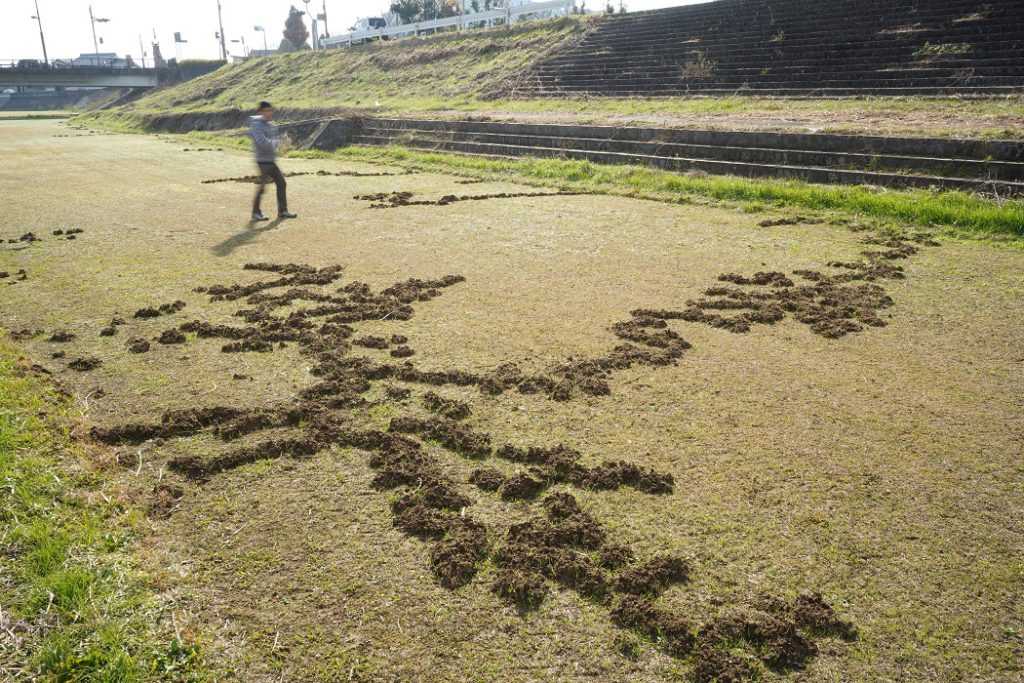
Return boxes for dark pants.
[253,162,287,215]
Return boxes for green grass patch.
[0,113,72,121]
[0,338,203,682]
[292,144,1024,239]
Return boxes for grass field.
[2,118,1023,682]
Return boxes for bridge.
[0,62,160,88]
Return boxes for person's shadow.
[211,217,285,257]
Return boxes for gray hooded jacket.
[250,115,279,163]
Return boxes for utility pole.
[138,33,147,67]
[89,6,110,64]
[90,5,100,58]
[322,0,330,36]
[216,0,228,61]
[32,0,48,65]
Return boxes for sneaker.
[279,211,298,219]
[252,212,269,221]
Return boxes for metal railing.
[322,0,575,48]
[0,59,140,70]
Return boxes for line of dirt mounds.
[201,169,415,184]
[134,300,186,319]
[634,230,937,338]
[353,190,581,208]
[489,489,854,681]
[82,256,871,680]
[4,228,83,245]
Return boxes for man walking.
[250,101,297,220]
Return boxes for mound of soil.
[392,503,456,539]
[126,338,150,354]
[389,416,491,458]
[492,567,547,609]
[758,216,824,228]
[422,391,472,420]
[611,595,694,655]
[48,331,75,343]
[99,326,117,337]
[498,471,546,501]
[469,467,506,492]
[67,357,102,372]
[92,406,251,444]
[616,555,689,596]
[354,190,579,209]
[384,385,411,400]
[598,544,635,569]
[491,493,613,608]
[7,232,41,243]
[134,301,185,319]
[202,169,411,184]
[10,329,42,340]
[157,329,186,344]
[494,444,674,495]
[430,517,490,589]
[353,335,390,349]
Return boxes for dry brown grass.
[2,119,1023,682]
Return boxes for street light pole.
[89,6,110,65]
[216,0,228,61]
[90,5,100,59]
[32,0,48,65]
[322,0,330,36]
[255,25,267,51]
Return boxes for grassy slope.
[128,18,591,114]
[0,338,202,682]
[96,17,1024,138]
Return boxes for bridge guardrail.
[322,0,574,47]
[0,59,138,70]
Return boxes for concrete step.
[575,24,1024,51]
[357,119,1023,163]
[528,78,1022,91]
[506,0,1024,97]
[576,19,1024,46]
[540,40,1024,66]
[357,125,1024,181]
[534,59,1024,75]
[347,132,1024,196]
[534,68,1024,82]
[523,88,1019,97]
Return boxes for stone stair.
[313,117,1024,195]
[500,0,1024,97]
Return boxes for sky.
[2,0,709,64]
